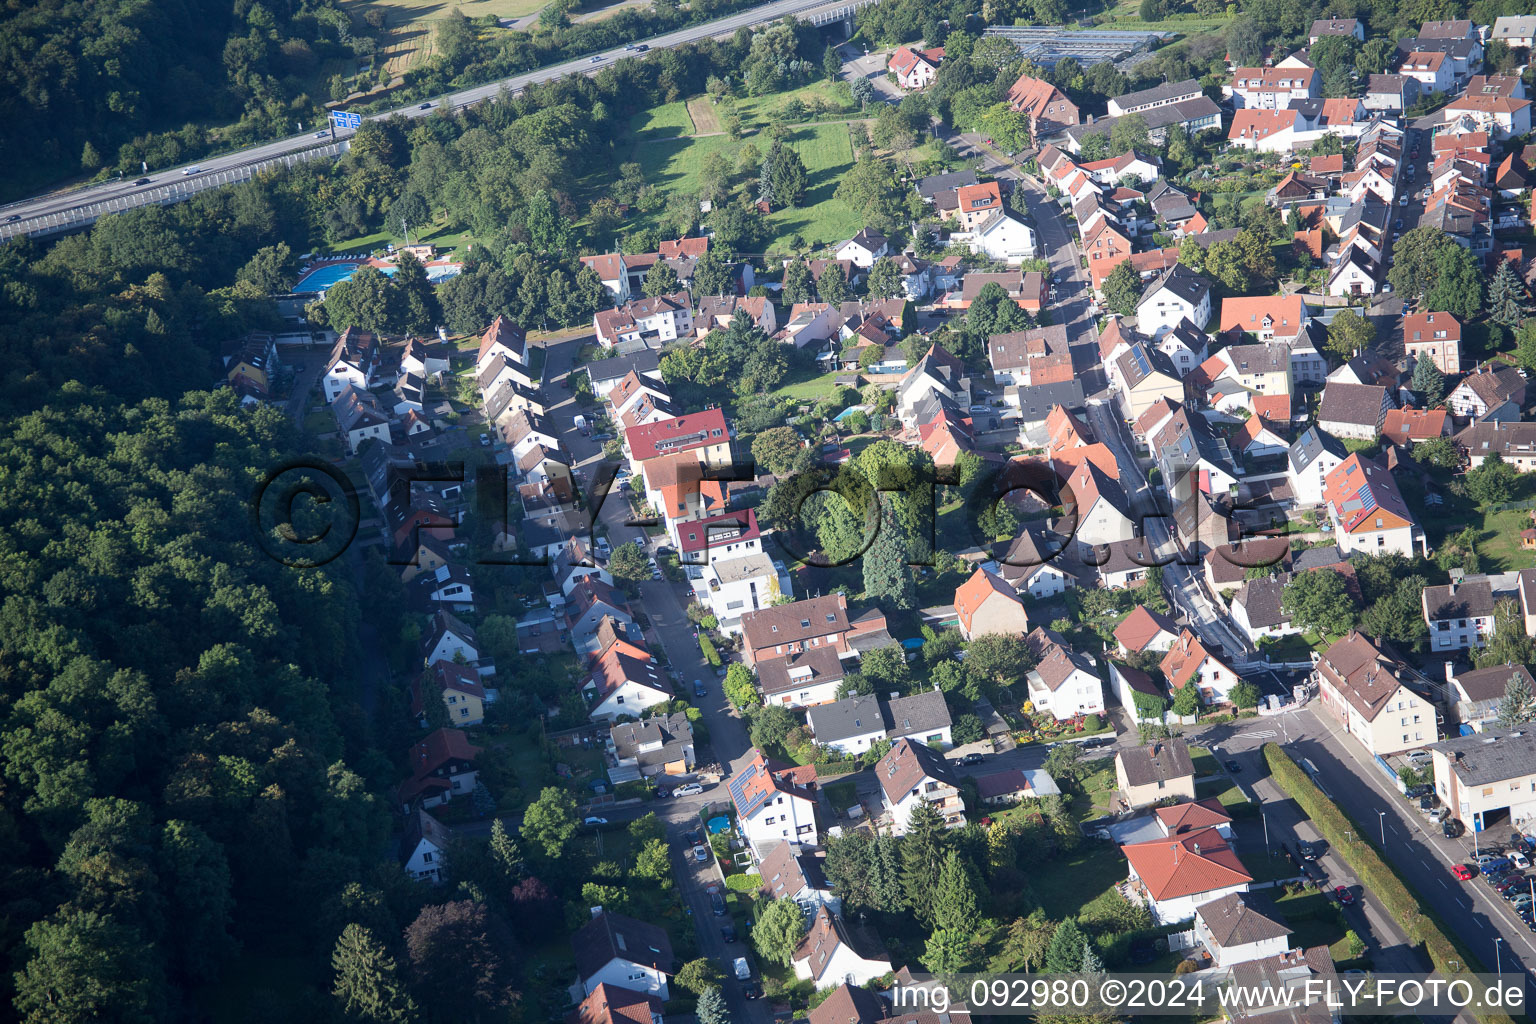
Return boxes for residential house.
[836,229,890,269]
[888,45,943,89]
[740,593,855,668]
[677,508,764,566]
[1429,726,1536,830]
[572,910,674,999]
[697,295,777,336]
[1456,420,1536,470]
[1442,94,1533,138]
[609,712,695,778]
[1382,407,1450,447]
[694,549,787,635]
[568,579,634,657]
[1024,626,1106,720]
[1121,827,1252,924]
[399,807,453,883]
[1230,574,1295,642]
[954,567,1030,640]
[792,907,894,990]
[422,610,479,666]
[1194,893,1294,968]
[1309,17,1362,41]
[567,985,663,1024]
[877,738,966,835]
[807,693,887,756]
[730,748,819,857]
[885,689,954,749]
[1156,797,1234,839]
[322,327,381,402]
[1448,363,1526,421]
[1400,51,1453,94]
[1365,74,1421,112]
[332,385,391,453]
[1403,311,1462,374]
[579,253,635,303]
[1422,578,1497,650]
[1322,453,1423,557]
[1492,15,1536,47]
[594,292,693,349]
[397,727,483,811]
[759,841,840,917]
[1065,460,1136,552]
[1317,382,1391,440]
[898,343,971,424]
[961,209,1040,263]
[995,524,1078,600]
[1161,629,1242,706]
[951,182,1004,231]
[1315,631,1439,755]
[624,408,732,474]
[1114,605,1180,657]
[1136,264,1212,336]
[758,647,846,709]
[1115,343,1184,422]
[475,316,528,376]
[975,768,1061,806]
[1287,426,1349,505]
[1226,67,1320,108]
[1108,78,1203,116]
[988,323,1071,388]
[1327,247,1380,298]
[1006,74,1081,138]
[410,660,487,728]
[583,637,672,722]
[1116,738,1197,808]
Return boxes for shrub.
[725,872,762,893]
[1083,713,1103,732]
[699,635,722,667]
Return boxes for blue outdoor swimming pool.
[293,261,395,293]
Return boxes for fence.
[0,140,351,242]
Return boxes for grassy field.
[630,100,696,140]
[344,0,550,78]
[1030,841,1130,922]
[732,79,860,132]
[687,97,723,133]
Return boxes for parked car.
[1443,818,1465,838]
[959,753,985,766]
[594,536,611,558]
[1452,863,1476,881]
[1300,842,1321,861]
[1225,760,1242,774]
[478,433,491,447]
[721,922,737,942]
[1483,857,1514,875]
[675,783,705,797]
[685,828,703,846]
[1334,886,1355,905]
[709,890,726,916]
[694,679,707,698]
[420,102,432,109]
[693,844,708,863]
[583,816,608,827]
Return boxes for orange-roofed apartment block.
[1121,826,1252,924]
[1321,453,1424,558]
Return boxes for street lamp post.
[1495,937,1504,978]
[1378,810,1386,846]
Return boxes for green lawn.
[771,369,843,402]
[630,100,696,140]
[761,123,859,253]
[1030,841,1131,923]
[1275,888,1348,956]
[732,79,859,131]
[1189,746,1220,779]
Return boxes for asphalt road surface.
[0,0,869,235]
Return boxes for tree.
[1043,917,1086,973]
[922,928,977,974]
[1203,238,1249,292]
[860,643,911,693]
[752,426,803,476]
[724,663,760,708]
[521,787,579,859]
[1101,261,1142,317]
[820,263,850,305]
[931,851,982,935]
[159,820,237,981]
[1497,672,1536,727]
[993,910,1054,972]
[823,44,843,80]
[782,260,816,304]
[1414,435,1458,468]
[864,503,916,610]
[979,104,1032,153]
[608,542,651,584]
[1467,452,1518,505]
[332,924,419,1024]
[1108,112,1150,155]
[1326,307,1376,362]
[1044,740,1084,787]
[1478,598,1535,671]
[675,958,726,995]
[1229,681,1261,710]
[1488,259,1528,329]
[1356,37,1394,76]
[694,248,732,295]
[866,257,905,300]
[760,138,810,208]
[643,263,681,297]
[14,909,166,1024]
[1424,244,1484,320]
[634,838,673,885]
[1176,235,1203,273]
[1171,682,1200,717]
[324,265,398,333]
[392,251,441,335]
[754,897,807,966]
[697,986,730,1024]
[1411,356,1445,403]
[237,242,296,293]
[404,901,514,1024]
[901,800,949,924]
[1281,569,1358,637]
[965,633,1032,701]
[749,704,798,752]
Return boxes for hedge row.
[1262,744,1515,1024]
[698,635,721,667]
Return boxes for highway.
[0,0,870,240]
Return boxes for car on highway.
[134,177,152,185]
[634,43,649,51]
[693,843,708,863]
[420,102,433,109]
[583,816,608,827]
[675,783,705,797]
[315,131,329,138]
[183,166,202,175]
[3,214,17,222]
[590,54,604,62]
[1452,863,1476,881]
[959,753,985,766]
[1334,886,1355,906]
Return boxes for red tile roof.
[1122,826,1251,900]
[624,408,729,462]
[953,567,1022,635]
